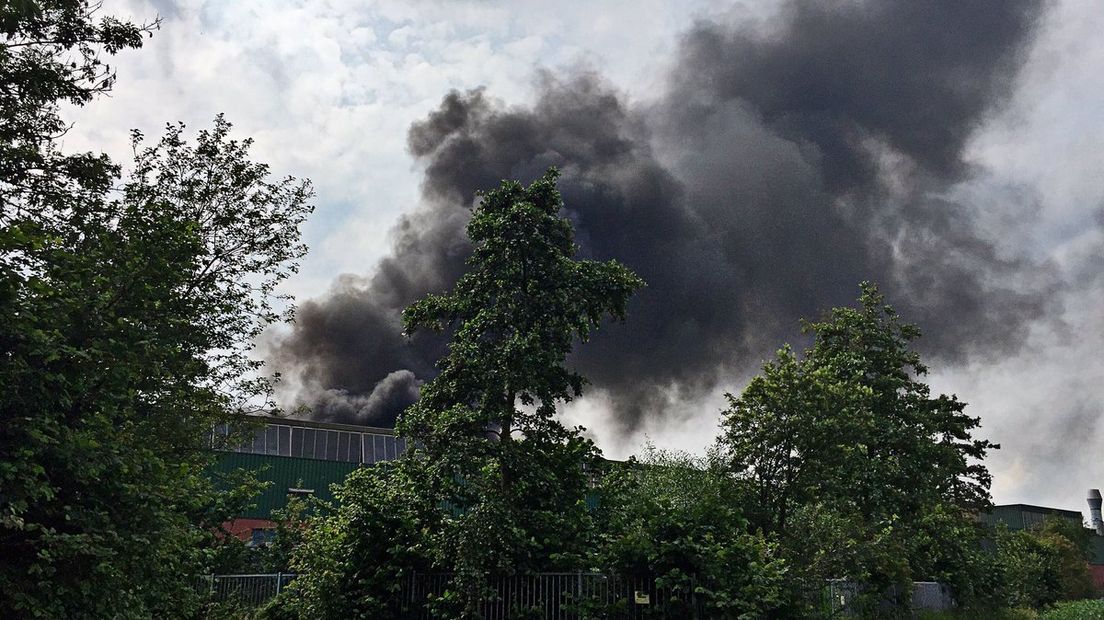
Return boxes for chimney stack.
[1088,489,1103,535]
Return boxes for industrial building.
[980,494,1104,590]
[209,416,407,543]
[979,503,1086,531]
[209,417,1104,594]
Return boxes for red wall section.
[223,518,276,541]
[1090,564,1104,592]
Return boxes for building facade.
[210,416,407,542]
[981,502,1104,590]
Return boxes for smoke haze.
[267,0,1062,439]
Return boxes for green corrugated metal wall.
[210,451,607,520]
[209,452,361,518]
[979,504,1083,531]
[980,505,1029,530]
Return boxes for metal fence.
[823,579,955,615]
[400,572,704,619]
[196,573,297,607]
[196,572,703,617]
[198,572,954,617]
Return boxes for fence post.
[276,572,283,595]
[692,574,699,620]
[577,572,583,613]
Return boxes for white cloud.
[68,0,724,301]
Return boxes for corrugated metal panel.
[979,504,1083,531]
[979,505,1026,530]
[209,452,361,518]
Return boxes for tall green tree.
[397,169,643,609]
[0,3,313,616]
[718,283,997,604]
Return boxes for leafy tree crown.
[399,167,643,443]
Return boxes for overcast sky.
[66,0,1104,513]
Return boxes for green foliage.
[782,504,912,617]
[916,608,1040,620]
[720,283,995,535]
[0,3,313,616]
[800,283,995,513]
[718,283,998,610]
[1038,516,1095,563]
[594,446,787,618]
[283,462,433,619]
[909,504,1003,611]
[987,523,1095,609]
[0,0,154,205]
[1036,531,1094,602]
[1041,599,1104,620]
[396,169,643,612]
[941,600,1104,620]
[995,526,1065,609]
[256,493,311,574]
[202,597,271,620]
[205,469,274,575]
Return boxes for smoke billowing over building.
[266,0,1071,443]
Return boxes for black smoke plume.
[268,0,1054,430]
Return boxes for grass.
[916,600,1104,620]
[1041,600,1104,620]
[917,608,1039,620]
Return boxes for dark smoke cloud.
[268,0,1055,429]
[306,370,422,426]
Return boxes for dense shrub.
[593,447,788,618]
[995,526,1064,608]
[1036,531,1094,602]
[989,524,1094,610]
[282,462,434,619]
[778,504,912,617]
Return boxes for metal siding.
[1090,536,1104,566]
[209,452,360,518]
[981,505,1026,530]
[979,504,1084,532]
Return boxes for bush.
[593,446,788,619]
[916,609,1039,620]
[1041,599,1104,620]
[799,509,916,617]
[283,461,434,619]
[1036,532,1095,602]
[987,524,1095,609]
[994,526,1064,608]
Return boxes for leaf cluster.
[281,461,435,620]
[1,0,156,214]
[0,4,313,616]
[983,520,1095,609]
[594,446,788,618]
